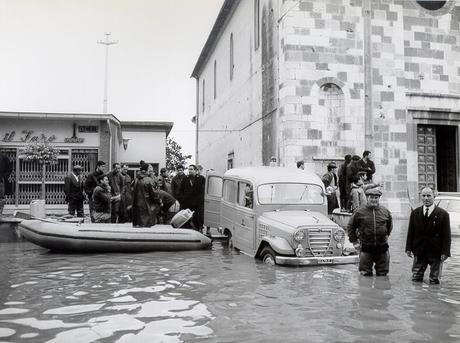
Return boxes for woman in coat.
[132,163,162,227]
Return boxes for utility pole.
[97,33,118,114]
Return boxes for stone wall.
[277,0,460,215]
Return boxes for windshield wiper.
[299,185,309,200]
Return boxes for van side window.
[223,179,237,203]
[238,182,253,209]
[207,176,223,197]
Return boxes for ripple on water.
[0,328,15,338]
[0,308,29,315]
[117,318,213,343]
[43,303,104,315]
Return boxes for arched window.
[230,33,234,81]
[213,60,217,99]
[416,1,446,10]
[319,83,345,139]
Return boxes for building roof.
[0,110,120,123]
[0,111,174,137]
[190,0,239,79]
[121,121,173,136]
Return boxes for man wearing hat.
[64,165,85,217]
[347,187,393,276]
[322,161,339,214]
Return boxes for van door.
[235,181,256,254]
[204,171,223,229]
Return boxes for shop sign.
[2,130,57,143]
[2,126,85,144]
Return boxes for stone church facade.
[192,0,460,215]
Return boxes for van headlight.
[294,230,305,242]
[333,228,345,242]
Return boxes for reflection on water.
[0,221,459,342]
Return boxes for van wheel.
[261,246,277,265]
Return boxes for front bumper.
[275,255,359,266]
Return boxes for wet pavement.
[0,220,459,342]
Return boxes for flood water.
[0,220,459,343]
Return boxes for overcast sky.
[0,0,224,159]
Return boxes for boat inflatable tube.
[18,220,212,253]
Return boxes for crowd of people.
[297,150,381,215]
[63,161,206,230]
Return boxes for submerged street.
[0,220,459,343]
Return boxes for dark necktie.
[424,207,429,219]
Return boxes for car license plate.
[318,258,333,264]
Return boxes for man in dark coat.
[358,150,376,182]
[345,155,362,209]
[64,165,85,217]
[108,162,123,223]
[132,163,161,227]
[406,187,451,284]
[171,165,186,205]
[84,160,106,222]
[196,165,206,231]
[119,164,133,223]
[0,151,13,217]
[338,154,351,211]
[348,188,393,276]
[180,164,204,230]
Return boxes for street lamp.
[97,33,118,114]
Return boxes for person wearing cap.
[347,187,393,276]
[296,160,305,170]
[84,160,106,222]
[64,165,85,217]
[269,156,277,167]
[321,162,339,214]
[405,186,451,284]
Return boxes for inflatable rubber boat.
[18,219,212,253]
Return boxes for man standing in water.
[405,187,451,284]
[347,188,393,276]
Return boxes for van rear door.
[204,171,223,229]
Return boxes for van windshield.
[257,183,324,205]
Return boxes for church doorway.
[417,125,457,192]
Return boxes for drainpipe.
[195,77,199,164]
[106,119,112,167]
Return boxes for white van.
[204,167,358,266]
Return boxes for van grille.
[307,228,332,257]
